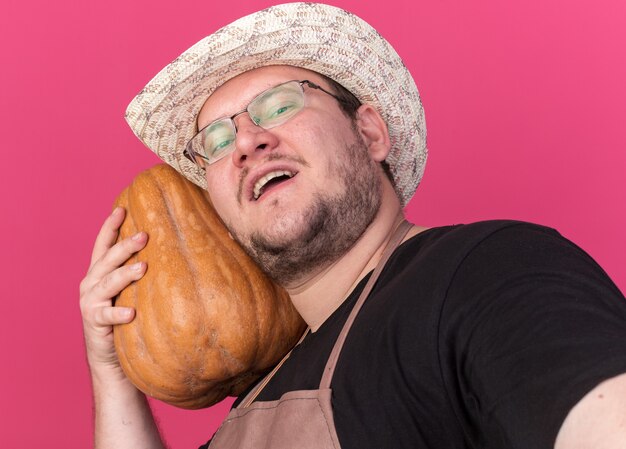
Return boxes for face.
[199,66,384,285]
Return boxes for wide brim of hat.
[125,2,427,206]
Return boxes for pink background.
[1,0,624,447]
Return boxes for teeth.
[253,170,294,200]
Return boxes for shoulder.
[389,219,585,284]
[448,220,617,295]
[428,219,624,323]
[398,219,609,280]
[398,219,567,261]
[414,219,567,252]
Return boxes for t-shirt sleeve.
[439,222,626,449]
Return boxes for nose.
[231,114,280,168]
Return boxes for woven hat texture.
[125,2,427,206]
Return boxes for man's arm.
[441,222,626,447]
[91,365,165,448]
[555,372,626,449]
[80,207,166,449]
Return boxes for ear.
[354,104,391,162]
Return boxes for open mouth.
[253,170,296,200]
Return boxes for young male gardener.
[80,3,626,448]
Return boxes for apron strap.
[240,326,311,408]
[320,220,412,389]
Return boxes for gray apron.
[209,221,413,449]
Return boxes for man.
[80,3,626,448]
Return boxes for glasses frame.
[183,80,344,168]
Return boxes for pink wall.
[1,0,624,447]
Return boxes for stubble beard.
[232,131,383,286]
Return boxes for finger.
[90,207,126,267]
[92,305,136,327]
[87,231,148,284]
[90,261,147,302]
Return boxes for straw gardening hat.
[125,2,427,206]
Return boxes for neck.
[285,191,426,331]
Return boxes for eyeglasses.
[183,80,343,168]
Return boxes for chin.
[250,207,315,249]
[237,186,379,285]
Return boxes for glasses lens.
[192,118,237,165]
[247,81,305,130]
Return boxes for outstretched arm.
[555,372,626,449]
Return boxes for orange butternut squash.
[113,164,305,409]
